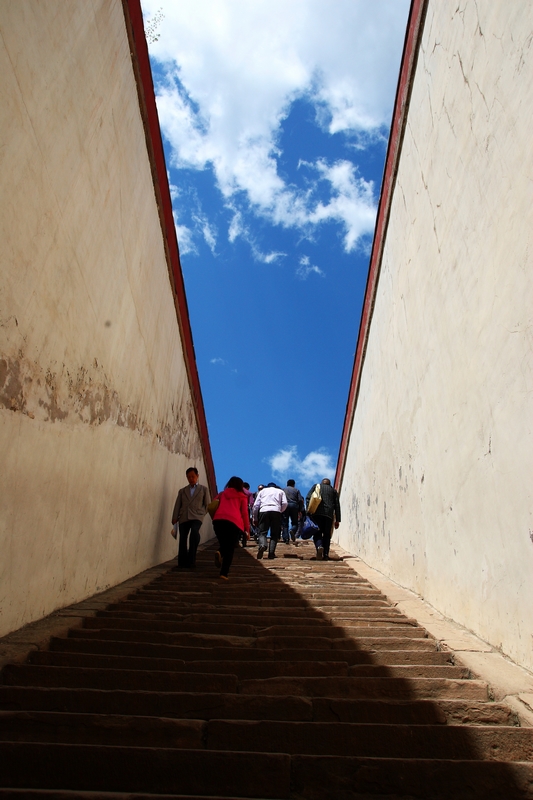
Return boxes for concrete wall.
[0,0,214,637]
[335,1,533,671]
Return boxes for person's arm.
[280,490,288,514]
[252,494,261,525]
[240,495,250,534]
[334,490,341,528]
[199,485,209,516]
[171,491,182,525]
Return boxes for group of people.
[171,468,341,580]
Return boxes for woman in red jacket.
[212,476,250,580]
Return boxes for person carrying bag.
[305,478,341,561]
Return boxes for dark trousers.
[178,519,202,567]
[257,510,282,557]
[312,514,333,557]
[213,519,241,577]
[282,503,299,542]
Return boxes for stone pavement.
[1,539,532,798]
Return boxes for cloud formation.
[267,446,335,485]
[297,255,324,280]
[143,0,409,252]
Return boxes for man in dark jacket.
[282,479,304,542]
[305,478,341,560]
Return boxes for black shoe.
[316,546,324,561]
[267,554,276,560]
[257,545,266,560]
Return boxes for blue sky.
[142,0,410,493]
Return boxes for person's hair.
[321,477,331,485]
[186,467,199,476]
[225,476,244,492]
[287,479,295,487]
[243,482,250,490]
[257,485,264,491]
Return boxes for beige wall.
[0,0,213,637]
[336,1,533,671]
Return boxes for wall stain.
[0,353,200,459]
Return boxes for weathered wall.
[336,1,533,670]
[0,0,214,637]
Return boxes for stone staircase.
[1,540,532,799]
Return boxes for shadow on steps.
[0,541,532,799]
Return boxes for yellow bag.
[307,483,321,515]
[207,498,220,519]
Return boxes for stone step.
[256,635,436,650]
[240,676,490,701]
[205,720,533,760]
[1,665,238,693]
[129,599,404,615]
[0,743,291,798]
[0,687,313,721]
[255,624,427,638]
[0,686,517,726]
[132,591,400,609]
[150,579,383,593]
[155,591,389,603]
[64,628,434,652]
[1,742,532,799]
[67,629,257,649]
[309,697,519,726]
[83,618,258,636]
[7,661,468,692]
[107,602,315,619]
[1,713,531,760]
[0,791,258,800]
[33,645,454,667]
[46,637,444,665]
[289,754,533,799]
[82,617,428,640]
[129,593,404,617]
[346,665,469,679]
[97,609,418,629]
[29,653,349,678]
[110,604,413,624]
[0,711,205,748]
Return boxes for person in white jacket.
[252,483,288,560]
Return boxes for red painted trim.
[123,0,217,496]
[335,0,428,491]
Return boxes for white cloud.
[193,212,217,254]
[228,206,286,263]
[170,182,218,255]
[250,244,286,265]
[175,219,197,256]
[267,446,335,485]
[228,209,245,244]
[308,160,376,251]
[210,357,227,365]
[297,255,325,280]
[142,0,409,250]
[170,182,198,255]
